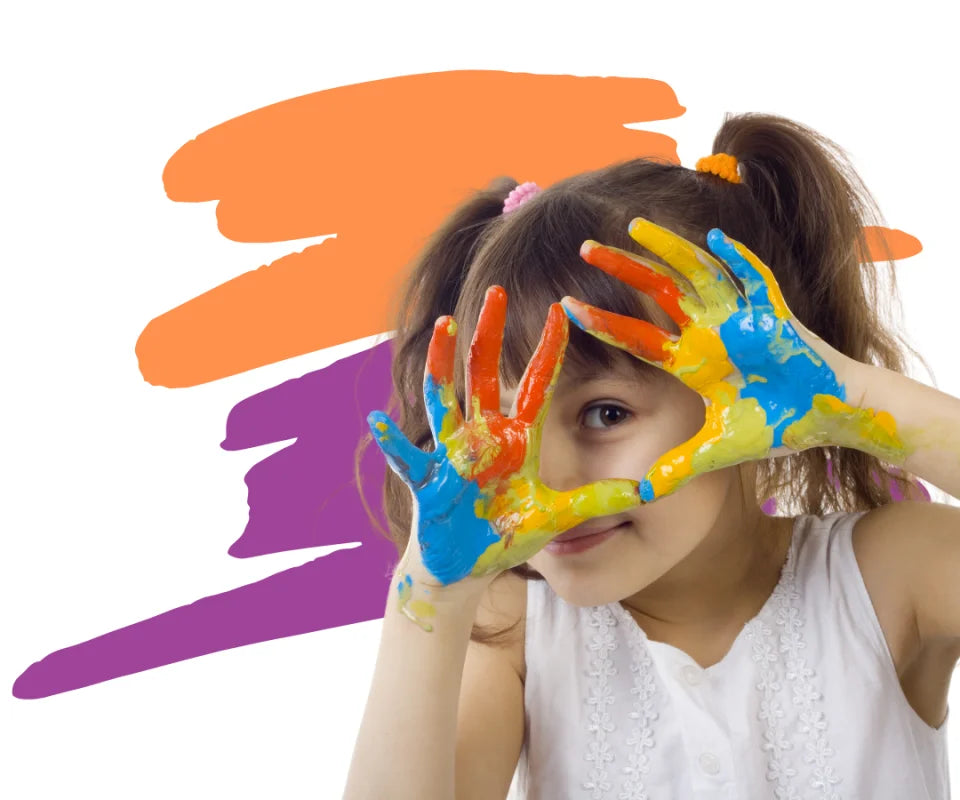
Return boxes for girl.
[344,114,960,799]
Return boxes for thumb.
[551,478,642,533]
[367,410,435,488]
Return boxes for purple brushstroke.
[14,341,398,699]
[223,341,394,557]
[14,337,933,698]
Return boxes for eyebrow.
[559,362,660,387]
[498,363,656,407]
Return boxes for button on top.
[698,751,720,775]
[681,664,703,686]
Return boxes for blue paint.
[423,373,456,446]
[562,304,588,332]
[705,228,847,444]
[638,478,655,503]
[714,286,845,447]
[707,228,772,311]
[368,381,501,585]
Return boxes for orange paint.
[140,72,685,388]
[579,240,691,327]
[562,296,674,364]
[860,226,923,262]
[468,286,508,414]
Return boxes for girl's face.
[503,356,748,607]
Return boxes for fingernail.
[639,478,655,503]
[560,304,586,330]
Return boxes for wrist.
[837,353,875,409]
[389,559,493,633]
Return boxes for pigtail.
[354,177,517,557]
[709,114,928,513]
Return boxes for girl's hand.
[561,218,905,503]
[368,286,641,623]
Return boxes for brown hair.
[355,113,927,641]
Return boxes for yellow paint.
[407,599,437,621]
[747,374,767,383]
[665,327,734,394]
[674,358,707,376]
[469,443,640,575]
[769,319,823,367]
[729,239,792,320]
[582,239,697,297]
[396,579,437,633]
[445,397,502,476]
[436,380,461,444]
[782,394,909,462]
[628,218,741,326]
[643,396,773,499]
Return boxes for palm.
[369,287,640,586]
[561,219,895,503]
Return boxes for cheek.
[535,382,707,485]
[669,383,708,437]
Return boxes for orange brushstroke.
[860,226,923,262]
[139,71,685,388]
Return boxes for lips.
[552,519,627,542]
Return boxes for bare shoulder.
[852,501,960,729]
[473,569,529,680]
[851,502,960,672]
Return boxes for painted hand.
[562,218,905,503]
[368,286,641,589]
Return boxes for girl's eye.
[581,404,631,430]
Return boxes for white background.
[3,1,958,797]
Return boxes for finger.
[467,286,507,418]
[551,478,642,532]
[560,296,675,367]
[579,240,694,328]
[367,410,435,486]
[514,303,569,426]
[706,229,791,319]
[628,218,743,318]
[424,315,465,444]
[640,398,773,502]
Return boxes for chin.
[529,529,648,608]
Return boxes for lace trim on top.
[619,620,658,800]
[744,531,842,798]
[583,605,661,800]
[578,520,844,798]
[583,606,618,798]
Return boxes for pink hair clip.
[502,181,541,214]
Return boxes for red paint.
[580,241,691,327]
[513,303,569,424]
[563,297,673,364]
[468,286,507,413]
[426,315,458,387]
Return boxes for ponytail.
[356,177,518,556]
[707,114,927,513]
[356,114,930,601]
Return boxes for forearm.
[845,360,960,500]
[343,575,484,800]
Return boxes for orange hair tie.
[695,152,741,184]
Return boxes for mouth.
[544,520,629,555]
[552,518,630,542]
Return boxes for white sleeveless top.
[511,510,951,799]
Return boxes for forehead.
[500,356,657,399]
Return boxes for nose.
[535,425,588,494]
[500,384,591,493]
